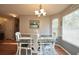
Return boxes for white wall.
[19,15,51,35]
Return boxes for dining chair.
[15,32,21,55]
[15,32,33,55]
[37,35,58,55]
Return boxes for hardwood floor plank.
[55,45,68,55]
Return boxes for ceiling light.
[4,18,7,21]
[35,4,46,17]
[40,9,44,13]
[9,13,17,17]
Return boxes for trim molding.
[56,44,71,55]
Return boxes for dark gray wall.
[57,37,79,55]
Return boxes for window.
[52,18,58,37]
[62,9,79,47]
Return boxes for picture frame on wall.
[29,20,40,29]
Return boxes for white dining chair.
[38,35,58,55]
[52,32,58,55]
[15,32,21,41]
[15,32,21,55]
[15,32,33,55]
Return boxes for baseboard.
[56,44,71,55]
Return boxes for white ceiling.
[0,4,70,16]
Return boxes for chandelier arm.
[39,4,42,9]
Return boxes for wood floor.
[0,39,17,55]
[55,45,68,55]
[0,39,69,55]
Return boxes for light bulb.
[35,10,39,15]
[40,9,44,13]
[43,12,46,16]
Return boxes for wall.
[0,17,15,40]
[19,15,51,35]
[56,5,79,55]
[59,40,79,55]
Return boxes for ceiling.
[0,4,70,16]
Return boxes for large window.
[62,9,79,47]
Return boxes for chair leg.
[52,43,58,55]
[16,43,19,55]
[18,43,21,55]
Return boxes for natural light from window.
[62,9,79,47]
[52,18,58,37]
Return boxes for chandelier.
[35,4,46,17]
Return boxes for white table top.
[38,37,53,40]
[19,37,32,40]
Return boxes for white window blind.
[62,9,79,47]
